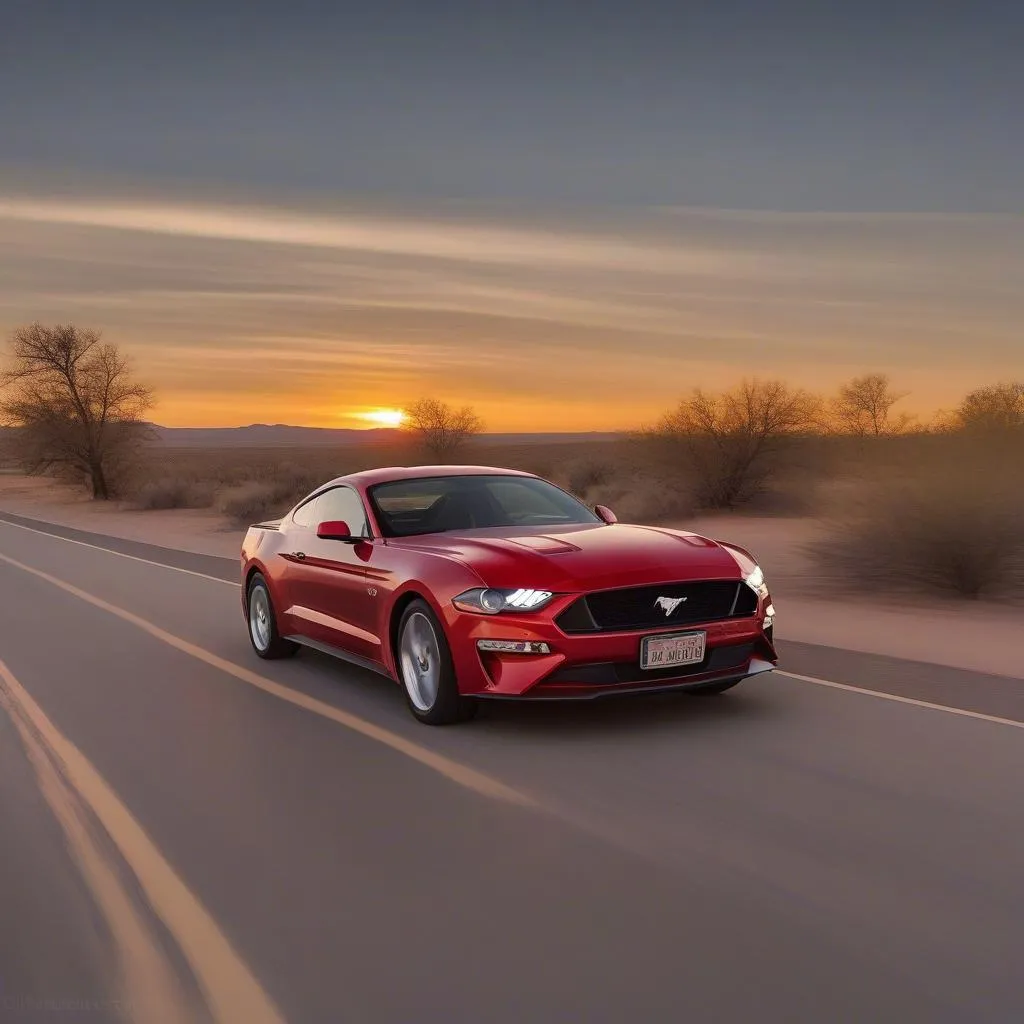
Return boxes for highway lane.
[1,516,1023,1022]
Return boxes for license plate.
[640,631,706,670]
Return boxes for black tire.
[686,677,742,696]
[395,599,477,725]
[246,573,299,660]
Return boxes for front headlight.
[452,587,555,614]
[745,565,769,600]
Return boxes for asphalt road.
[1,512,1022,1024]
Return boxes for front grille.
[556,579,756,634]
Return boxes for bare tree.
[401,397,483,461]
[648,379,821,509]
[955,381,1024,433]
[829,373,914,436]
[0,323,154,499]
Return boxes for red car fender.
[240,555,291,621]
[714,541,758,576]
[378,562,485,679]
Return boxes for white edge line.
[777,669,1024,730]
[0,515,241,586]
[1,514,1020,732]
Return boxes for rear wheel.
[397,600,477,725]
[247,574,298,660]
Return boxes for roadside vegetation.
[0,322,153,499]
[2,322,1022,602]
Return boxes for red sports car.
[240,466,778,724]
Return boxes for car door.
[285,485,380,663]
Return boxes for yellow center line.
[0,548,536,807]
[0,658,287,1024]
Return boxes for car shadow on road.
[279,647,782,740]
[470,685,780,739]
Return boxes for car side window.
[316,487,369,537]
[291,494,321,528]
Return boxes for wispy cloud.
[1,190,1021,428]
[0,196,761,276]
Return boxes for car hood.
[390,523,747,592]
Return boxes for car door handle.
[292,551,306,560]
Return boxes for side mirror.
[316,520,354,542]
[594,504,617,524]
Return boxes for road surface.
[1,511,1022,1023]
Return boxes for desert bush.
[827,372,916,437]
[215,469,323,525]
[131,477,216,510]
[641,380,822,510]
[956,381,1024,433]
[574,468,696,524]
[805,465,1024,599]
[402,397,483,461]
[566,459,613,496]
[0,322,153,499]
[216,482,281,526]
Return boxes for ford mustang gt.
[240,466,778,724]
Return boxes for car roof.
[330,465,538,489]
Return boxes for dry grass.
[119,437,651,525]
[131,477,218,510]
[32,432,1024,605]
[805,448,1024,600]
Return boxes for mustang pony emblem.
[654,596,687,616]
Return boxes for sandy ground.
[0,473,244,557]
[680,513,1023,680]
[2,474,1021,679]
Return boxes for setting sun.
[352,408,406,427]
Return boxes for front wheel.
[247,574,298,660]
[396,600,477,725]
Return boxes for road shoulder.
[2,505,1022,683]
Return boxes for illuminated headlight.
[745,565,769,600]
[477,640,552,654]
[453,588,555,614]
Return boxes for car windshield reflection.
[368,474,602,537]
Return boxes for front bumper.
[445,600,778,700]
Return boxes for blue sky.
[0,0,1021,427]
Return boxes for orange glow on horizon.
[350,408,406,427]
[4,191,1021,434]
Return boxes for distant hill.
[147,424,625,447]
[147,424,398,447]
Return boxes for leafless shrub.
[805,465,1024,599]
[643,379,822,510]
[215,469,323,526]
[828,372,916,436]
[0,322,154,499]
[955,381,1024,434]
[567,459,613,496]
[402,397,483,461]
[132,477,216,510]
[599,479,696,524]
[216,482,280,526]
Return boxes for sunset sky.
[1,0,1021,431]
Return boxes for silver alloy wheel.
[400,611,441,712]
[249,585,272,652]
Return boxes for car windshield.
[368,474,602,537]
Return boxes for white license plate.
[640,631,706,670]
